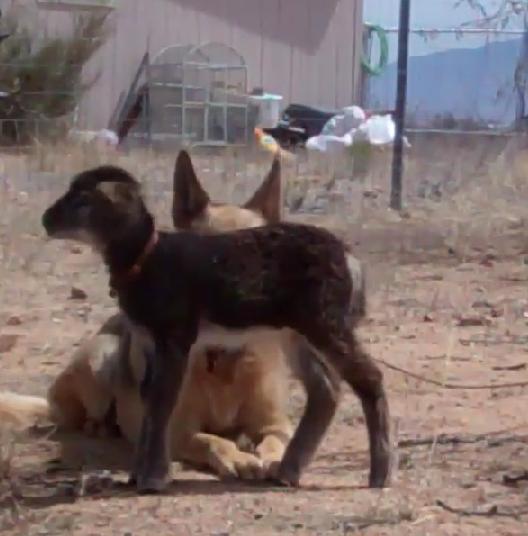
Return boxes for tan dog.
[0,152,292,480]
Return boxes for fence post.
[390,0,411,211]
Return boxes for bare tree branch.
[455,0,526,28]
[454,1,528,127]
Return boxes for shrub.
[0,7,111,145]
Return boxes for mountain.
[366,38,523,127]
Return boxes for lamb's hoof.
[369,454,393,488]
[136,474,170,494]
[269,476,299,488]
[369,473,391,489]
[269,464,301,488]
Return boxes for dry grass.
[1,135,528,534]
[0,426,25,532]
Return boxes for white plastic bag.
[306,134,348,154]
[359,114,395,145]
[306,103,407,154]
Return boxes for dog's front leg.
[175,432,265,480]
[132,336,190,494]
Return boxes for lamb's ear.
[244,155,282,223]
[97,180,140,207]
[172,150,210,228]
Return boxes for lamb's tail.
[0,391,51,428]
[346,252,367,322]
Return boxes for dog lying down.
[42,163,392,494]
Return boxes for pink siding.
[1,0,364,129]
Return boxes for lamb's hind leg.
[319,330,391,488]
[277,329,391,489]
[341,334,391,488]
[271,336,341,486]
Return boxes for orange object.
[254,127,294,160]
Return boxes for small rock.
[362,189,379,199]
[388,297,422,308]
[78,470,114,496]
[480,255,495,267]
[502,470,528,486]
[506,218,524,230]
[423,314,434,322]
[472,299,492,309]
[417,273,443,281]
[456,263,474,272]
[0,334,19,353]
[70,245,83,254]
[457,316,491,327]
[490,307,503,318]
[6,315,22,326]
[70,287,87,300]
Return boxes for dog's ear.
[244,155,282,223]
[97,181,139,207]
[172,150,210,228]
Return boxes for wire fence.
[0,18,524,219]
[363,24,527,134]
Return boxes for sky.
[363,0,525,61]
[364,0,525,29]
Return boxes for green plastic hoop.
[361,24,389,77]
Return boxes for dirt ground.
[1,141,528,535]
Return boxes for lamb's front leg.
[132,336,190,494]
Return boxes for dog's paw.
[255,436,290,482]
[213,451,265,481]
[262,459,281,480]
[234,452,266,480]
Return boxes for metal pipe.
[390,0,411,211]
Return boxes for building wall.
[1,0,364,129]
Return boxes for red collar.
[109,231,159,296]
